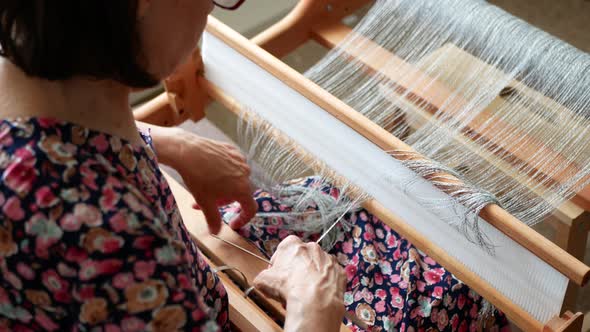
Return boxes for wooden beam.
[161,171,282,332]
[206,257,282,332]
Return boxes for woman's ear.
[137,0,151,19]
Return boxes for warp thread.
[236,110,367,251]
[305,0,590,229]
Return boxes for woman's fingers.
[199,199,223,234]
[253,269,285,301]
[227,149,247,163]
[222,142,239,151]
[275,235,302,254]
[253,235,346,327]
[241,163,251,176]
[192,176,255,233]
[228,195,258,230]
[221,143,247,160]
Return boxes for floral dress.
[221,177,511,332]
[0,118,228,331]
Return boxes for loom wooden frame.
[133,2,588,331]
[252,0,590,315]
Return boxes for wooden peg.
[163,48,209,123]
[135,48,209,126]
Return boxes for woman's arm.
[254,236,347,332]
[137,122,257,233]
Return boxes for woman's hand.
[254,236,346,332]
[145,124,257,234]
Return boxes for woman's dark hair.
[0,1,158,88]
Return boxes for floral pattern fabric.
[221,177,511,332]
[0,118,228,332]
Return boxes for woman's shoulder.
[0,116,157,162]
[0,117,170,232]
[0,117,181,260]
[0,117,160,188]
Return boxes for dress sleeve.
[15,196,219,332]
[66,207,222,332]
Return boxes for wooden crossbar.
[251,0,370,58]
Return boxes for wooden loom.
[134,1,590,331]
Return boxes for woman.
[0,1,345,331]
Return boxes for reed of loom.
[134,3,589,331]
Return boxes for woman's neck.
[0,57,144,145]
